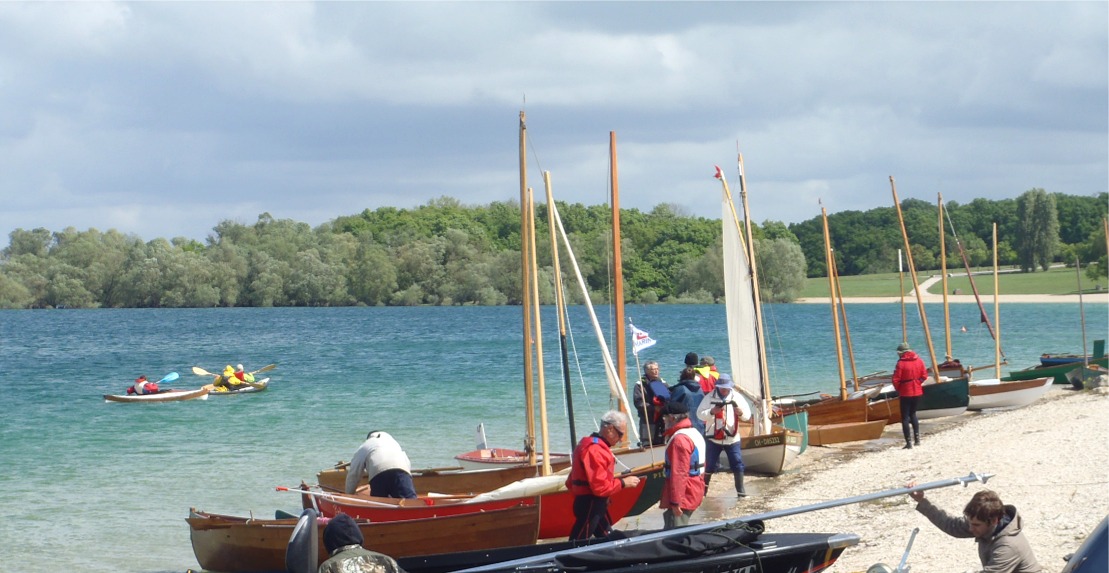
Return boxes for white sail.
[721,183,763,404]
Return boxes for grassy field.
[800,265,1103,298]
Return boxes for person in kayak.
[213,365,247,392]
[126,375,159,395]
[233,364,255,384]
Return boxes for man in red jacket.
[565,410,641,540]
[892,342,927,449]
[659,401,705,530]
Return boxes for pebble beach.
[688,386,1109,572]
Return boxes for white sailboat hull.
[968,377,1052,410]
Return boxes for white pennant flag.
[628,322,657,356]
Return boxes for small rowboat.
[103,387,209,403]
[206,377,269,395]
[454,447,571,470]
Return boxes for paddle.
[158,372,180,384]
[193,364,273,389]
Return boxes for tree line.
[0,190,1104,309]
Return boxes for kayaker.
[126,375,159,395]
[318,513,404,573]
[565,409,640,540]
[344,430,417,498]
[213,365,244,391]
[907,486,1042,573]
[233,364,255,384]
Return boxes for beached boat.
[187,504,540,573]
[865,377,969,423]
[309,462,661,540]
[317,461,560,496]
[807,419,888,446]
[1039,340,1105,367]
[1005,354,1109,385]
[103,387,209,403]
[454,448,571,470]
[968,377,1052,410]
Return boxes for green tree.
[756,238,806,302]
[1015,189,1060,272]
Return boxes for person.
[658,401,706,530]
[938,354,963,370]
[632,360,669,447]
[668,367,706,435]
[213,365,245,392]
[893,342,927,449]
[907,487,1042,573]
[344,430,418,499]
[318,513,406,573]
[126,375,159,395]
[696,373,752,497]
[695,356,719,393]
[678,352,699,386]
[233,364,255,384]
[565,410,641,540]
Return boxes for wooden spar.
[737,153,774,432]
[993,224,1001,379]
[545,172,576,447]
[943,202,1003,360]
[518,111,536,466]
[940,193,952,360]
[898,249,907,342]
[832,251,862,391]
[822,206,848,400]
[609,132,628,423]
[1076,255,1089,376]
[526,187,551,476]
[890,176,941,383]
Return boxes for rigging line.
[560,280,605,434]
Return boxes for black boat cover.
[555,520,765,570]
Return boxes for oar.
[158,372,180,384]
[275,487,405,508]
[250,363,276,375]
[192,366,217,377]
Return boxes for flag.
[714,165,724,180]
[629,322,657,356]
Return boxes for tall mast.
[545,172,577,446]
[891,176,941,383]
[822,206,848,400]
[738,153,773,432]
[609,132,628,414]
[940,193,952,359]
[518,111,536,465]
[992,223,1001,379]
[832,253,862,391]
[526,187,551,475]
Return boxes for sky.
[1,2,1106,245]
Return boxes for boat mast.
[527,187,552,475]
[832,255,862,391]
[898,249,907,343]
[940,193,952,360]
[890,176,941,384]
[737,153,773,433]
[992,224,1001,379]
[544,172,577,447]
[518,111,537,466]
[609,132,629,424]
[944,202,1004,361]
[822,205,848,400]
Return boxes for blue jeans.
[704,440,744,474]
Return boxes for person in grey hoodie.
[909,487,1042,573]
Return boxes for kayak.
[206,378,269,395]
[104,387,210,403]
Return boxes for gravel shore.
[680,387,1107,572]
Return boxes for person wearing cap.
[232,364,255,384]
[345,430,418,499]
[668,367,706,435]
[565,410,641,540]
[696,373,753,497]
[318,513,404,573]
[893,342,927,449]
[695,356,719,393]
[126,375,159,395]
[659,400,706,530]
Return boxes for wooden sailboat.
[773,205,886,445]
[714,157,803,475]
[965,223,1053,410]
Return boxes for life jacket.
[709,390,741,440]
[566,436,607,496]
[694,366,715,393]
[664,427,706,477]
[132,380,154,395]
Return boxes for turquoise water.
[1,303,1104,572]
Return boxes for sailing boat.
[965,223,1053,410]
[713,158,803,475]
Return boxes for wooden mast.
[738,153,773,433]
[940,193,952,360]
[891,176,941,383]
[898,249,908,343]
[518,111,536,466]
[526,187,551,476]
[993,223,1001,379]
[822,206,848,400]
[831,242,862,391]
[544,172,577,447]
[609,132,628,418]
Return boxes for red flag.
[714,165,723,179]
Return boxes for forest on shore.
[0,189,1105,309]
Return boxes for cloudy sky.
[1,2,1105,244]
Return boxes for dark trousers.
[569,494,612,540]
[899,395,921,441]
[369,468,418,499]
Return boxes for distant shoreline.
[795,293,1109,304]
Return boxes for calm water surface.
[1,303,1103,572]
